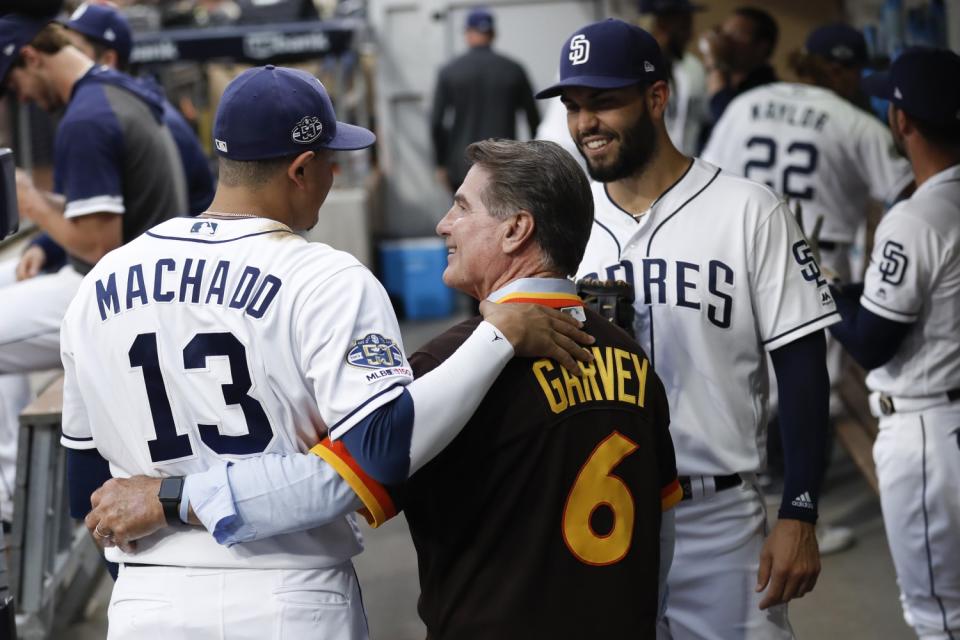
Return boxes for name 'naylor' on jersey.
[93,258,282,322]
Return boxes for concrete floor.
[54,315,917,640]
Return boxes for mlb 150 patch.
[346,334,404,369]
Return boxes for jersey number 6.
[129,331,274,463]
[562,431,638,566]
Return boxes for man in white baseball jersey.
[61,65,592,639]
[700,22,914,553]
[538,19,839,639]
[702,22,912,291]
[830,48,960,640]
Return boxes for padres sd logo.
[879,240,908,285]
[346,334,403,369]
[569,34,590,65]
[292,116,323,144]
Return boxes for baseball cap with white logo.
[66,3,133,68]
[213,65,376,161]
[535,19,667,99]
[862,47,960,128]
[0,13,53,95]
[804,23,868,67]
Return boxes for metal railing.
[10,377,104,640]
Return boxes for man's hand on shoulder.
[85,476,166,552]
[756,518,821,610]
[479,300,594,375]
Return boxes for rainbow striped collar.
[487,278,584,311]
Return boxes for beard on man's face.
[578,106,658,183]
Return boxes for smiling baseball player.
[539,19,839,639]
[62,66,592,639]
[829,48,960,640]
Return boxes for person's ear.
[19,45,41,69]
[287,151,315,188]
[502,210,535,254]
[101,49,119,69]
[647,80,670,120]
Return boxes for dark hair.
[217,156,294,188]
[464,139,594,276]
[734,6,778,57]
[904,111,960,149]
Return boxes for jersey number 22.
[129,332,274,462]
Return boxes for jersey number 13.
[129,332,274,462]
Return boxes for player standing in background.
[539,19,837,638]
[65,66,593,638]
[19,2,216,281]
[698,6,778,145]
[0,13,186,529]
[828,48,960,640]
[430,7,541,193]
[700,22,913,554]
[639,0,708,156]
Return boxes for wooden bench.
[834,359,880,495]
[10,375,104,640]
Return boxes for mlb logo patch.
[215,139,228,153]
[292,116,324,144]
[190,221,219,235]
[346,334,403,370]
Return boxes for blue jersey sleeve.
[54,92,125,218]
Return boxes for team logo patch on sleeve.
[346,334,411,383]
[346,334,403,369]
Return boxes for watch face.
[158,477,183,501]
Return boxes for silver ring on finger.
[94,522,114,539]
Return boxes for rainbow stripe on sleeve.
[311,439,398,528]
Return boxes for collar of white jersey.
[146,216,295,243]
[601,157,715,220]
[916,162,960,195]
[487,277,584,313]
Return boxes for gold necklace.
[201,210,260,219]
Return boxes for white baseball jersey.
[577,158,839,476]
[702,82,912,243]
[861,163,960,397]
[61,216,414,569]
[664,52,708,157]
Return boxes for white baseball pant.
[657,480,794,640]
[108,561,369,640]
[874,402,960,640]
[0,258,78,523]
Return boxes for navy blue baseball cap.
[805,23,867,67]
[638,0,704,14]
[536,19,667,99]
[66,3,133,68]
[862,47,960,128]
[0,13,52,93]
[465,7,494,32]
[213,65,376,161]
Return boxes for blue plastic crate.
[378,238,455,319]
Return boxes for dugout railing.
[10,376,103,640]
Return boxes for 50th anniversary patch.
[346,334,411,381]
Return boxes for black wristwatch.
[158,476,185,525]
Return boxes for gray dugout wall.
[369,0,618,237]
